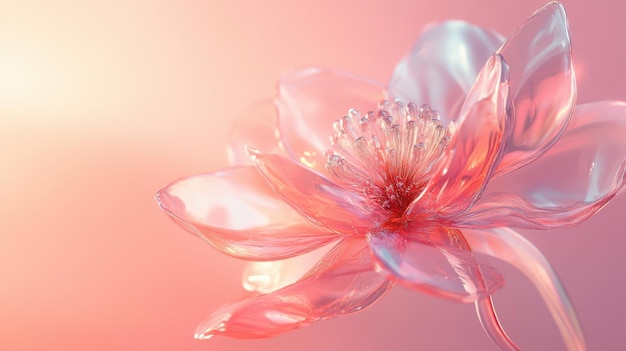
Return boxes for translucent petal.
[496,2,576,175]
[409,55,510,217]
[459,101,626,229]
[387,21,504,124]
[276,67,383,173]
[367,226,504,303]
[195,238,394,339]
[155,167,339,260]
[226,99,286,166]
[247,148,383,234]
[242,243,335,294]
[464,227,587,351]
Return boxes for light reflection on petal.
[195,239,394,339]
[496,2,576,175]
[387,21,504,124]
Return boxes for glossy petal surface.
[410,55,510,217]
[226,100,286,166]
[464,228,586,351]
[496,2,576,175]
[276,68,383,172]
[367,226,503,302]
[195,239,394,339]
[387,21,503,124]
[459,102,626,229]
[156,167,339,260]
[248,148,383,234]
[242,243,335,294]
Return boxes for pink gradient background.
[1,0,624,350]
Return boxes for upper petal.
[496,2,576,175]
[387,21,504,124]
[226,99,286,166]
[247,148,384,234]
[155,167,339,260]
[367,226,503,303]
[458,101,626,229]
[276,67,383,173]
[408,54,510,217]
[195,238,394,339]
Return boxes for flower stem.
[475,296,520,351]
[464,228,587,351]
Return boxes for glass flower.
[156,2,625,350]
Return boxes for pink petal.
[276,67,384,173]
[247,148,383,234]
[464,227,587,351]
[459,101,626,229]
[367,226,504,303]
[496,2,576,175]
[408,54,510,217]
[387,21,504,124]
[195,238,394,339]
[226,99,286,166]
[155,167,339,260]
[242,243,335,294]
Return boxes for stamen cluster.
[325,100,452,216]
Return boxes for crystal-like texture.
[325,101,451,216]
[157,2,624,350]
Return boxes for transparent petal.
[195,238,394,339]
[387,21,504,124]
[496,2,576,175]
[155,167,339,260]
[226,99,286,166]
[242,242,335,294]
[367,226,503,303]
[464,227,587,351]
[276,67,383,173]
[409,55,510,217]
[459,101,626,229]
[247,148,383,234]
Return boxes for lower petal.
[242,242,335,294]
[195,238,394,339]
[463,228,587,351]
[367,226,503,303]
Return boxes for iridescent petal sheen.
[387,21,503,124]
[458,102,626,229]
[464,228,586,351]
[226,100,286,166]
[195,238,394,339]
[409,55,510,217]
[155,167,339,260]
[367,226,503,302]
[496,2,576,175]
[247,148,384,234]
[276,68,383,172]
[242,243,335,294]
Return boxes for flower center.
[325,99,452,217]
